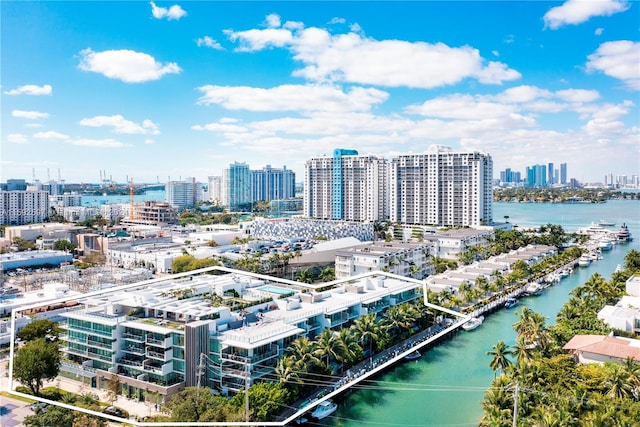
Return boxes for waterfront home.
[421,228,493,260]
[597,276,640,333]
[563,335,640,364]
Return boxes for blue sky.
[2,0,639,184]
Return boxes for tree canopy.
[14,338,61,396]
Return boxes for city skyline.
[2,1,639,184]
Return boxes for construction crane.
[129,178,135,220]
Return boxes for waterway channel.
[327,201,640,427]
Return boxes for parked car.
[103,406,125,417]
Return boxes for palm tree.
[352,313,382,356]
[335,328,361,370]
[287,337,320,373]
[318,266,335,282]
[513,307,549,351]
[513,335,534,366]
[384,305,414,339]
[275,356,302,386]
[605,364,633,399]
[486,341,513,378]
[295,269,315,284]
[314,328,345,374]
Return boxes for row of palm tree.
[274,300,437,398]
[480,250,640,425]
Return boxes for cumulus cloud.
[405,94,518,120]
[224,16,520,88]
[33,131,69,140]
[196,36,223,50]
[4,84,52,96]
[150,1,186,20]
[586,40,640,90]
[595,28,604,36]
[8,134,28,144]
[72,138,127,148]
[543,0,629,29]
[196,84,389,113]
[78,48,181,83]
[79,115,160,134]
[555,89,600,103]
[12,110,49,119]
[265,13,281,28]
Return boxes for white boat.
[578,254,591,267]
[617,223,633,242]
[525,283,543,296]
[598,219,616,227]
[310,400,338,420]
[404,350,421,361]
[615,264,623,273]
[598,239,612,251]
[462,316,484,331]
[504,297,518,309]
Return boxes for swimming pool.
[256,285,295,295]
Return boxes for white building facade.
[0,190,49,225]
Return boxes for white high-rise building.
[166,177,201,209]
[304,149,388,222]
[208,176,222,205]
[390,146,493,227]
[0,190,49,225]
[222,162,251,211]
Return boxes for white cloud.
[192,122,249,133]
[543,0,629,30]
[586,40,640,90]
[492,85,553,103]
[196,84,389,113]
[555,89,600,103]
[8,134,28,144]
[78,48,181,83]
[79,115,160,134]
[144,139,155,145]
[265,13,281,28]
[225,17,520,88]
[4,84,52,96]
[405,94,518,120]
[72,138,126,148]
[33,131,69,140]
[196,36,223,50]
[12,110,49,119]
[150,1,186,20]
[595,28,604,36]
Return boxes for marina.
[325,201,639,426]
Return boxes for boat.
[615,264,623,273]
[504,297,518,309]
[525,282,543,296]
[616,223,633,242]
[598,219,616,227]
[404,350,421,361]
[462,316,484,331]
[578,254,592,267]
[598,239,612,251]
[310,400,338,420]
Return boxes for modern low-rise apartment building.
[335,242,433,280]
[60,268,423,400]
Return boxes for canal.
[329,221,639,426]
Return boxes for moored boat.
[598,239,612,251]
[578,254,591,267]
[310,400,338,420]
[616,223,633,242]
[504,297,518,309]
[598,219,615,227]
[525,282,543,296]
[462,316,484,331]
[404,350,421,361]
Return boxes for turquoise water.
[81,190,166,207]
[328,200,639,427]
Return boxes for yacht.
[578,254,592,267]
[504,297,518,309]
[462,316,484,331]
[310,400,338,420]
[598,219,616,227]
[598,239,612,251]
[525,282,544,296]
[617,223,633,242]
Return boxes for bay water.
[327,200,640,427]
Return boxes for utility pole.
[512,381,519,427]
